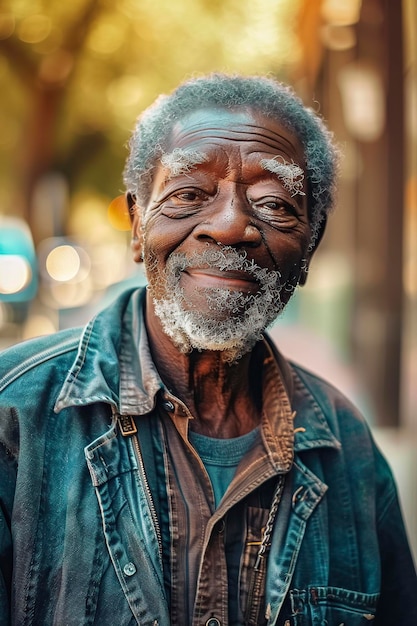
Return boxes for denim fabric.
[0,287,416,626]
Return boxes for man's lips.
[182,267,259,291]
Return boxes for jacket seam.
[290,367,342,450]
[0,336,80,392]
[376,483,397,525]
[291,368,331,420]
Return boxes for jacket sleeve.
[374,446,417,625]
[0,407,19,626]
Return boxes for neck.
[145,293,264,438]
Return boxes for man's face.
[134,106,312,360]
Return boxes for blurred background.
[0,0,416,556]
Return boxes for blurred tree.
[0,1,104,240]
[0,0,304,243]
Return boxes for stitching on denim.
[86,426,118,456]
[69,320,96,377]
[376,485,396,525]
[0,334,80,392]
[59,320,96,395]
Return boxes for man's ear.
[299,215,327,286]
[126,192,144,263]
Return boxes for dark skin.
[129,107,323,437]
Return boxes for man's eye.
[178,192,197,201]
[250,196,300,228]
[254,197,294,213]
[159,188,208,218]
[263,200,284,210]
[173,189,204,202]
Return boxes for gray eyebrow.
[260,157,305,197]
[158,150,306,198]
[160,148,208,177]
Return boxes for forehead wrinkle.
[168,132,301,171]
[172,121,298,149]
[175,126,293,146]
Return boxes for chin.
[156,308,264,363]
[151,253,288,361]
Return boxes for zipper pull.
[118,414,137,436]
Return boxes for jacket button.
[292,485,304,508]
[205,619,221,626]
[162,400,175,412]
[123,562,137,576]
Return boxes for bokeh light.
[45,245,81,282]
[107,194,131,231]
[0,255,32,294]
[17,14,51,44]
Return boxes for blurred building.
[292,0,417,559]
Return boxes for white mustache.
[166,247,281,289]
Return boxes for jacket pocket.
[288,586,379,625]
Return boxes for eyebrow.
[260,157,305,197]
[159,149,306,198]
[160,148,208,177]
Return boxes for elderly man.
[0,74,416,626]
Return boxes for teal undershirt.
[188,426,261,625]
[188,426,260,507]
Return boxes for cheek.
[142,215,192,259]
[266,229,311,276]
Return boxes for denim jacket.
[0,288,416,626]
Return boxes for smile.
[183,268,260,292]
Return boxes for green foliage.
[0,0,301,236]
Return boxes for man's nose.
[193,188,262,248]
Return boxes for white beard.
[146,246,292,362]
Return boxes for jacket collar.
[264,334,341,453]
[55,288,164,414]
[55,288,340,453]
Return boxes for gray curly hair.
[124,73,339,246]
